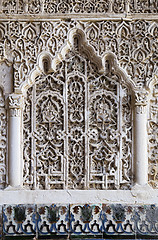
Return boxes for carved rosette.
[9,94,24,117]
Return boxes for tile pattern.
[70,204,102,234]
[3,205,36,235]
[37,204,69,235]
[1,204,158,237]
[0,206,2,239]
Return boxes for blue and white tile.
[37,204,69,235]
[70,204,102,235]
[3,204,36,235]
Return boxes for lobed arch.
[20,28,135,190]
[18,28,136,96]
[5,27,153,191]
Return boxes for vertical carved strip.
[23,87,34,189]
[118,84,122,189]
[121,87,133,189]
[32,84,36,189]
[67,75,86,189]
[148,84,158,188]
[65,64,68,189]
[0,88,6,189]
[85,73,89,189]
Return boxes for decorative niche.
[23,29,133,190]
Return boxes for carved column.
[134,90,149,187]
[8,94,23,188]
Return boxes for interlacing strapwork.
[0,88,7,189]
[148,84,158,188]
[1,0,158,14]
[23,35,133,190]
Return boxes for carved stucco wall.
[0,0,157,238]
[0,18,157,189]
[22,29,133,191]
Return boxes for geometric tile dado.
[0,206,2,239]
[2,204,158,238]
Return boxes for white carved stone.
[8,93,23,188]
[134,90,149,187]
[0,87,7,189]
[0,0,157,16]
[0,0,156,206]
[21,29,134,190]
[148,82,158,188]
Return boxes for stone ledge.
[0,13,157,21]
[0,189,157,205]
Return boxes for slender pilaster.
[8,93,23,188]
[133,90,149,187]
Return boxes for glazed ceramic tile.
[0,206,2,238]
[37,204,69,235]
[3,204,36,235]
[132,205,158,235]
[70,204,102,234]
[101,204,158,236]
[101,204,134,235]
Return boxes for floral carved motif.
[1,0,158,14]
[23,30,133,190]
[135,90,149,114]
[0,18,156,189]
[148,84,158,188]
[9,94,23,117]
[0,20,155,93]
